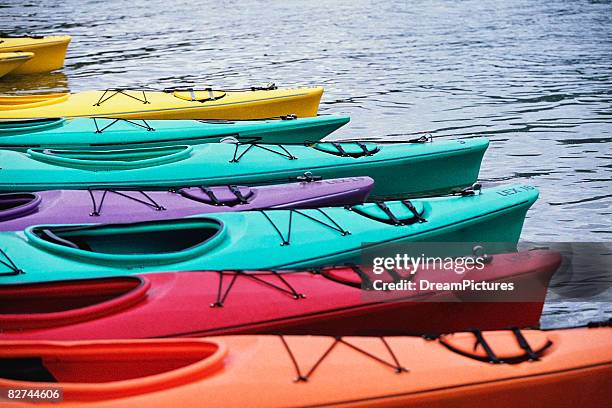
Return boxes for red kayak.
[0,250,560,340]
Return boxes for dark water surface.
[1,0,610,327]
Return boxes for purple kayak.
[0,177,373,231]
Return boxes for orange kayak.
[1,326,610,407]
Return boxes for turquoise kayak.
[0,137,489,199]
[0,116,349,151]
[0,184,538,284]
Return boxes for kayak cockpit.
[0,277,149,329]
[0,52,34,63]
[0,117,65,133]
[25,218,226,264]
[31,219,222,254]
[0,339,226,400]
[27,145,193,169]
[0,93,69,110]
[0,52,34,76]
[0,277,144,313]
[0,193,41,221]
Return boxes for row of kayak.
[0,74,608,408]
[2,38,608,406]
[0,35,71,77]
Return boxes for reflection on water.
[0,0,610,327]
[0,71,68,93]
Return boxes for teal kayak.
[0,184,538,284]
[0,116,349,151]
[0,137,489,199]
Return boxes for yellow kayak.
[0,86,324,119]
[0,35,71,74]
[0,52,34,78]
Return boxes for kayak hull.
[0,86,323,120]
[0,138,489,199]
[0,116,350,150]
[0,177,374,231]
[0,36,71,74]
[0,184,539,284]
[0,327,609,406]
[0,250,560,339]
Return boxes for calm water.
[1,0,610,327]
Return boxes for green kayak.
[0,115,349,151]
[0,184,538,284]
[0,137,489,199]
